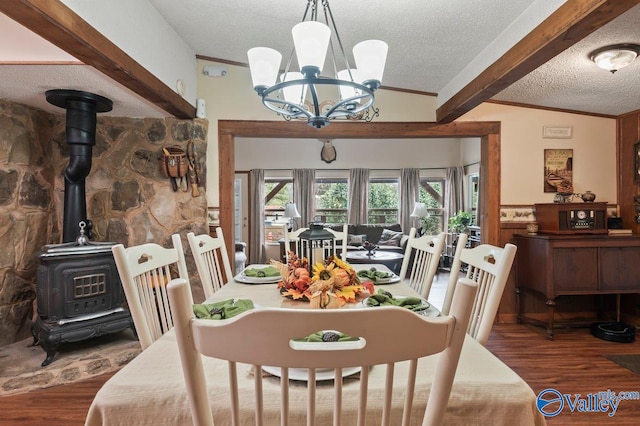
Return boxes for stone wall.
[0,98,209,347]
[0,99,56,346]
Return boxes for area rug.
[0,330,141,396]
[604,354,640,376]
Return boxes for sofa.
[325,223,409,253]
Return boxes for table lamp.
[410,202,429,235]
[283,201,301,231]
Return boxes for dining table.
[85,264,546,426]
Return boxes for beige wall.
[197,59,617,208]
[462,103,617,206]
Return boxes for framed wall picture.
[544,149,573,193]
[635,143,640,182]
[542,126,572,139]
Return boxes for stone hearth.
[0,330,140,396]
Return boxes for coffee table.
[345,250,404,274]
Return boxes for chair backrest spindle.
[187,228,233,299]
[398,229,446,299]
[112,234,189,350]
[442,241,517,345]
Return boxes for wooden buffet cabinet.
[513,233,640,339]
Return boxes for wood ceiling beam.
[218,120,500,139]
[436,0,640,123]
[0,0,195,119]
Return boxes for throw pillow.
[348,234,368,246]
[377,229,404,247]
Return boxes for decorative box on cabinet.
[534,202,607,234]
[513,233,640,339]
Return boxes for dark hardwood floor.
[1,323,638,425]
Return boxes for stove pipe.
[46,89,113,243]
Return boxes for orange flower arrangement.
[271,252,374,308]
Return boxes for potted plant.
[448,211,473,234]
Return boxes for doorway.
[217,120,501,260]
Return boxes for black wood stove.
[31,90,132,366]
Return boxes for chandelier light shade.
[292,22,331,71]
[353,40,388,86]
[247,0,388,128]
[247,47,282,88]
[589,44,640,74]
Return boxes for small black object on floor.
[590,321,636,343]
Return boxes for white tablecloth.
[85,266,546,426]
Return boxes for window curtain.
[348,168,369,224]
[475,175,482,228]
[249,169,264,264]
[293,169,315,227]
[445,166,465,231]
[400,168,420,232]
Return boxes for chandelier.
[247,0,388,128]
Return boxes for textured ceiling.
[148,0,541,95]
[493,3,640,116]
[1,1,639,118]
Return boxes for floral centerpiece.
[271,252,374,309]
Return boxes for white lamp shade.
[353,40,388,83]
[337,69,361,100]
[247,47,282,88]
[284,202,301,218]
[592,48,638,72]
[292,21,331,71]
[280,72,307,104]
[410,202,429,218]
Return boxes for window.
[418,178,445,234]
[469,174,479,211]
[368,178,399,224]
[264,179,292,222]
[315,178,348,223]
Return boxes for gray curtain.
[445,166,465,230]
[400,168,420,232]
[293,169,315,227]
[249,169,264,264]
[348,168,369,224]
[475,174,482,228]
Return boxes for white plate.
[359,296,439,317]
[262,365,361,382]
[235,264,281,284]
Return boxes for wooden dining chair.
[186,228,233,300]
[282,227,308,262]
[325,223,348,260]
[441,240,517,346]
[111,234,189,350]
[398,228,446,299]
[168,276,478,426]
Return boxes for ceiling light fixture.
[589,43,640,74]
[247,0,387,129]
